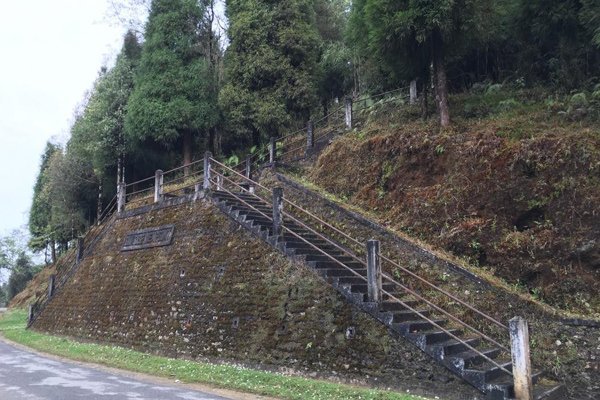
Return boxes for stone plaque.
[121,225,175,251]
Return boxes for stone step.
[322,268,368,278]
[390,309,432,323]
[394,319,449,334]
[304,253,357,264]
[412,328,464,345]
[448,348,503,370]
[430,337,482,358]
[380,299,422,312]
[347,283,397,295]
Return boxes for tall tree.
[29,142,60,260]
[6,253,34,301]
[125,0,219,174]
[69,31,141,214]
[220,0,320,148]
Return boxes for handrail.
[381,254,508,331]
[210,158,273,194]
[280,187,509,332]
[161,159,204,176]
[125,175,154,188]
[380,285,513,376]
[209,168,512,375]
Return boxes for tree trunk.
[421,80,429,120]
[96,182,103,225]
[50,240,56,264]
[410,79,418,105]
[432,31,450,128]
[183,130,192,177]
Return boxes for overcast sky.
[0,1,134,240]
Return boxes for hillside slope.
[303,101,599,317]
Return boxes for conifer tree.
[28,142,60,260]
[70,30,141,198]
[220,0,320,147]
[125,0,219,173]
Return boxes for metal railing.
[206,156,514,377]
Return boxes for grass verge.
[0,309,431,400]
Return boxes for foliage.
[28,142,61,253]
[0,284,6,306]
[220,0,320,148]
[6,253,35,300]
[125,0,219,165]
[69,31,141,191]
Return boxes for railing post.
[76,237,84,263]
[245,155,252,180]
[28,305,33,324]
[272,187,284,239]
[510,317,533,400]
[217,174,223,191]
[410,79,418,105]
[48,274,55,299]
[117,182,126,213]
[154,169,163,203]
[269,137,276,166]
[366,240,382,303]
[306,120,314,152]
[203,151,212,190]
[345,97,353,130]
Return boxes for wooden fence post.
[366,240,382,303]
[345,97,353,129]
[510,316,533,400]
[203,151,212,190]
[154,169,163,203]
[28,305,33,324]
[272,187,284,239]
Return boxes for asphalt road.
[0,340,232,400]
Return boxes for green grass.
[0,309,432,400]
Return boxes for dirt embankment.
[310,120,600,317]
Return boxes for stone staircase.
[210,188,566,400]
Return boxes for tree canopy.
[125,0,219,169]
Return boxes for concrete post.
[154,169,163,203]
[306,120,314,152]
[509,316,533,400]
[203,151,212,190]
[410,79,418,105]
[48,274,55,299]
[117,182,126,213]
[272,187,284,239]
[345,97,353,130]
[76,237,84,263]
[366,240,382,303]
[28,305,33,324]
[245,155,252,180]
[269,137,276,166]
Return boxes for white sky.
[0,1,132,239]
